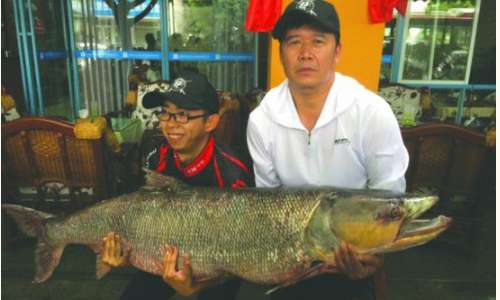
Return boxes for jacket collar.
[262,72,359,130]
[172,136,215,177]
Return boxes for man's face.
[280,25,341,92]
[159,102,217,156]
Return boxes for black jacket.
[145,136,252,188]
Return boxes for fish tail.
[2,204,54,237]
[33,240,65,283]
[2,204,64,283]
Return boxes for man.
[246,1,409,299]
[143,32,161,82]
[103,71,251,299]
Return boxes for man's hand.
[162,245,200,296]
[101,232,129,267]
[334,241,384,280]
[162,245,224,296]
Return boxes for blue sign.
[38,50,66,60]
[127,50,162,60]
[73,50,254,62]
[169,52,254,62]
[382,54,392,64]
[40,50,254,62]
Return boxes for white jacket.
[246,73,409,192]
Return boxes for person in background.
[102,71,251,300]
[145,33,158,51]
[144,32,161,82]
[246,1,409,299]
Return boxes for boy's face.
[158,102,218,156]
[280,25,341,92]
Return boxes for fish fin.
[2,204,54,237]
[141,168,188,191]
[265,285,284,295]
[265,263,332,295]
[33,240,65,283]
[96,254,112,279]
[192,274,224,284]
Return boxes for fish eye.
[376,201,403,222]
[390,206,402,219]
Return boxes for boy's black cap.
[272,0,340,42]
[142,71,219,114]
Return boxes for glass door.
[35,0,75,118]
[13,0,75,118]
[167,0,255,93]
[71,0,161,116]
[13,0,257,119]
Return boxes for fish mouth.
[388,195,450,252]
[403,195,439,219]
[363,215,452,254]
[398,215,451,239]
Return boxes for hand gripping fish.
[3,172,451,292]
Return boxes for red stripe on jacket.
[213,155,224,187]
[181,136,215,177]
[231,179,247,189]
[219,149,250,174]
[155,144,170,173]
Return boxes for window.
[397,0,480,83]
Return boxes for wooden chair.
[2,117,113,212]
[401,123,493,252]
[374,123,492,299]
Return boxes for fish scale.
[107,189,322,283]
[2,183,450,289]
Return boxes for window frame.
[393,0,482,85]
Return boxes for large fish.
[3,173,450,291]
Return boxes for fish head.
[322,190,451,254]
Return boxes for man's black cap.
[142,71,219,114]
[272,0,340,42]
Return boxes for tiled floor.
[2,195,495,300]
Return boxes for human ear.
[204,114,220,132]
[334,43,342,64]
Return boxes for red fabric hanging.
[395,0,408,16]
[245,0,282,32]
[369,0,408,23]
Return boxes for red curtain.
[245,0,282,32]
[369,0,408,23]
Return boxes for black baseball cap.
[142,71,219,114]
[272,0,340,42]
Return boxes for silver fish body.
[3,186,450,287]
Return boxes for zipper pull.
[307,131,311,145]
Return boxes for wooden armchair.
[2,117,113,211]
[401,123,493,251]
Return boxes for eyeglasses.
[158,110,210,124]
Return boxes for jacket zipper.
[307,131,311,145]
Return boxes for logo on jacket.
[334,138,350,145]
